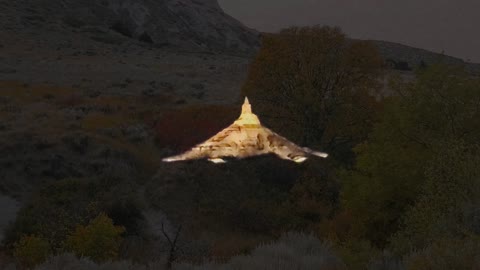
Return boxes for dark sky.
[219,0,480,63]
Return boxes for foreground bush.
[66,213,125,263]
[5,178,143,252]
[10,233,344,270]
[4,179,95,249]
[13,235,51,269]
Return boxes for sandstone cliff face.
[2,0,260,53]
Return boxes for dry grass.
[81,113,129,131]
[89,95,131,111]
[178,232,347,270]
[0,81,74,103]
[84,133,162,173]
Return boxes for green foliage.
[66,213,125,263]
[340,118,429,246]
[13,235,51,269]
[242,26,383,165]
[341,64,480,248]
[391,142,480,254]
[390,65,480,253]
[400,65,480,145]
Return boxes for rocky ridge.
[371,40,480,73]
[1,0,260,53]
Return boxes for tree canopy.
[242,26,384,165]
[341,64,480,249]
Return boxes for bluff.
[1,0,260,53]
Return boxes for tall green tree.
[391,142,480,254]
[341,64,480,248]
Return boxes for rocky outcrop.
[2,0,260,53]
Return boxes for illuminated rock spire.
[242,97,251,113]
[235,97,261,127]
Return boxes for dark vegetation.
[1,25,480,269]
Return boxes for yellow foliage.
[66,213,125,263]
[13,235,51,269]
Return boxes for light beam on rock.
[162,97,328,163]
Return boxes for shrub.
[13,235,51,269]
[5,178,143,251]
[66,213,125,263]
[4,178,99,250]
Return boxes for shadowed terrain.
[1,1,479,269]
